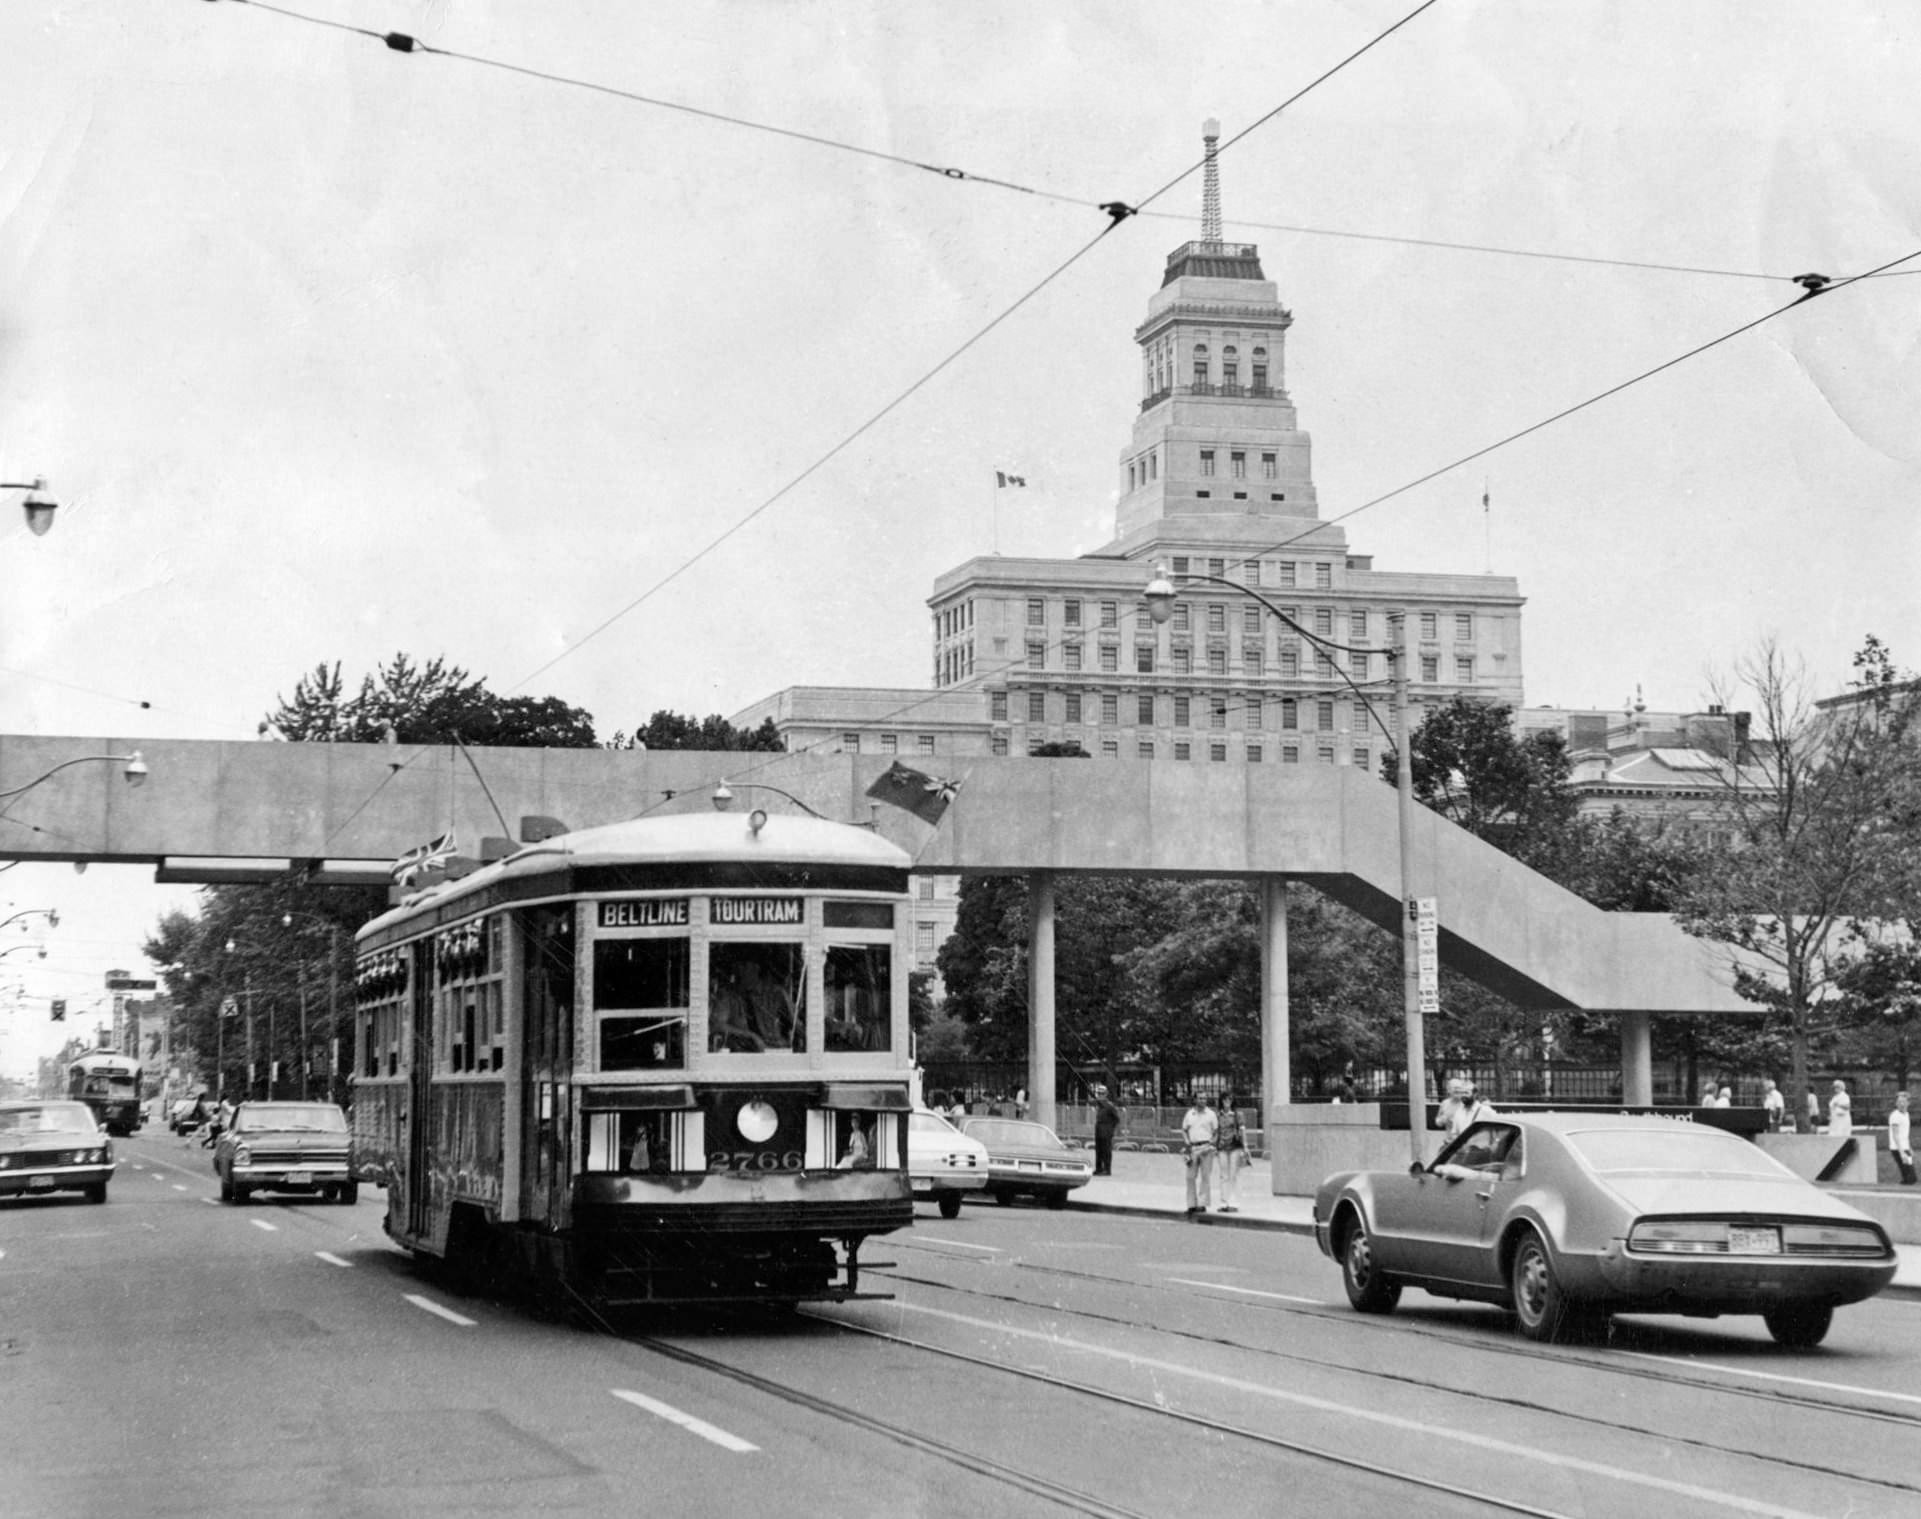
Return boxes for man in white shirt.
[1890,1092,1915,1185]
[1762,1079,1785,1132]
[1181,1093,1218,1214]
[1435,1078,1496,1141]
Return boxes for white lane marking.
[610,1389,757,1452]
[172,1185,187,1192]
[404,1293,477,1327]
[891,1302,1825,1519]
[1618,1349,1921,1408]
[199,1197,218,1206]
[315,1252,351,1268]
[1168,1277,1327,1307]
[912,1236,1001,1253]
[250,1219,277,1232]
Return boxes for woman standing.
[1214,1095,1248,1213]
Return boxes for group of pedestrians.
[1179,1092,1249,1215]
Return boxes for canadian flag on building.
[996,470,1027,488]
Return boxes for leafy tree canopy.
[606,711,784,751]
[263,654,597,748]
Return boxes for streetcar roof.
[67,1051,139,1072]
[360,809,910,938]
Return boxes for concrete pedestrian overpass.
[3,735,1760,1115]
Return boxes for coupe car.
[957,1116,1093,1209]
[908,1108,991,1217]
[213,1101,356,1204]
[1314,1112,1896,1346]
[0,1100,113,1205]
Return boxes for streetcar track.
[870,1260,1921,1501]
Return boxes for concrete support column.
[1620,1010,1653,1106]
[1027,870,1057,1124]
[1261,877,1290,1126]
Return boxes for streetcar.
[350,802,914,1308]
[66,1050,145,1136]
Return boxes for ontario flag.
[996,470,1026,488]
[865,762,962,826]
[392,831,457,887]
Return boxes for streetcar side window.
[583,1110,672,1174]
[594,937,690,1070]
[708,943,807,1053]
[823,944,891,1052]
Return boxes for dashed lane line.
[911,1236,1002,1253]
[610,1389,757,1452]
[404,1293,477,1327]
[1167,1277,1329,1307]
[249,1219,277,1233]
[315,1252,351,1268]
[172,1184,187,1192]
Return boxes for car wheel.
[231,1183,252,1205]
[1510,1231,1579,1343]
[937,1191,962,1220]
[1340,1215,1401,1314]
[1043,1189,1068,1210]
[84,1182,108,1205]
[1763,1303,1833,1348]
[338,1181,359,1206]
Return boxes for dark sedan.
[957,1117,1092,1208]
[0,1101,113,1204]
[1315,1112,1896,1346]
[213,1101,355,1204]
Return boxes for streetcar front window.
[708,943,807,1053]
[824,944,891,1052]
[594,937,689,1070]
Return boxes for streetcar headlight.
[736,1101,778,1143]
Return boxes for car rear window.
[1567,1128,1785,1176]
[963,1120,1063,1149]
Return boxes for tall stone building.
[929,121,1523,766]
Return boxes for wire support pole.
[1391,614,1428,1169]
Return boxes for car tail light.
[1629,1221,1730,1253]
[1782,1223,1890,1257]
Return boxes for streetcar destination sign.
[599,899,689,928]
[710,896,804,926]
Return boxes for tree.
[607,711,784,751]
[1677,637,1921,1128]
[264,655,597,747]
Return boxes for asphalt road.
[4,1132,1919,1519]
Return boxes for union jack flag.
[392,832,457,886]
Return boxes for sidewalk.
[1070,1147,1921,1300]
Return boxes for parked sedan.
[908,1109,991,1217]
[1315,1112,1897,1346]
[213,1101,356,1204]
[0,1101,113,1205]
[957,1116,1093,1209]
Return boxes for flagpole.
[992,472,999,555]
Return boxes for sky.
[2,0,1919,1075]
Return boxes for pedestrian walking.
[1091,1084,1122,1176]
[1889,1092,1916,1186]
[1827,1080,1853,1138]
[1762,1079,1785,1132]
[1214,1095,1248,1212]
[1181,1092,1218,1214]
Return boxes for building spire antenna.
[1201,118,1222,245]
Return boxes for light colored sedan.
[0,1101,114,1204]
[1315,1111,1896,1346]
[957,1116,1093,1209]
[909,1109,990,1218]
[214,1101,356,1204]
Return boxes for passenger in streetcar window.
[837,1117,873,1169]
[709,974,765,1052]
[739,959,797,1049]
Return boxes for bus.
[67,1050,144,1136]
[350,803,914,1308]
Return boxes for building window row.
[839,732,942,755]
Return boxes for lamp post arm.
[0,753,146,802]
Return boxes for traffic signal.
[50,999,66,1021]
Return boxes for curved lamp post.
[3,477,57,537]
[0,907,59,934]
[0,752,148,802]
[1144,564,1430,1165]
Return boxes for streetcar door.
[405,939,435,1237]
[518,905,575,1228]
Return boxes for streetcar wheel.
[937,1191,962,1219]
[1510,1232,1577,1343]
[1340,1215,1400,1314]
[1763,1303,1833,1348]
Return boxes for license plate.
[1729,1226,1781,1254]
[1016,1160,1042,1171]
[28,1175,54,1190]
[285,1171,312,1186]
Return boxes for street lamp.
[1144,564,1431,1165]
[224,938,270,1100]
[281,910,349,1101]
[0,752,149,802]
[3,477,58,537]
[0,907,59,934]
